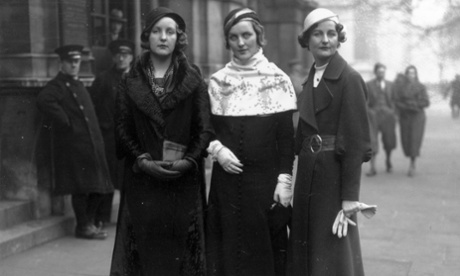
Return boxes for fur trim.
[124,51,203,129]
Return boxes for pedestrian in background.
[393,65,430,177]
[110,7,213,275]
[449,74,460,119]
[205,7,297,276]
[90,39,134,230]
[366,62,397,176]
[37,45,113,240]
[287,8,372,276]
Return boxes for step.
[0,201,33,230]
[0,215,75,260]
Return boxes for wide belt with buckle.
[304,134,336,153]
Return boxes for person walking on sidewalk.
[366,62,397,176]
[90,39,134,230]
[205,8,297,276]
[287,8,372,276]
[393,65,430,177]
[37,45,113,240]
[110,7,213,275]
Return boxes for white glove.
[207,140,243,174]
[332,201,377,238]
[273,174,292,207]
[332,209,356,238]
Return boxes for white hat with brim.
[302,8,339,34]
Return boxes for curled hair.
[225,19,267,49]
[140,23,188,54]
[297,22,347,50]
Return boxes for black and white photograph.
[0,0,459,275]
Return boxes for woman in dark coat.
[205,8,297,276]
[109,7,213,275]
[287,8,372,276]
[393,65,430,177]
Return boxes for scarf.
[208,49,297,116]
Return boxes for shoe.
[386,160,393,173]
[75,225,108,240]
[366,169,377,177]
[407,166,415,177]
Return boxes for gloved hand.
[216,147,243,174]
[332,209,356,238]
[170,158,194,174]
[137,158,181,180]
[273,174,292,207]
[208,140,243,174]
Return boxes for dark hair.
[374,62,386,73]
[298,22,346,49]
[405,65,419,82]
[140,20,188,53]
[225,19,267,49]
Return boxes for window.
[90,0,129,46]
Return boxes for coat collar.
[322,52,347,81]
[123,52,202,129]
[298,52,347,132]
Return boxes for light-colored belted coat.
[288,53,372,276]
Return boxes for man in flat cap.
[37,45,113,240]
[91,39,134,230]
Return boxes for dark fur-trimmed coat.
[110,52,213,276]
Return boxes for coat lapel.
[298,71,318,131]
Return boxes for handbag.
[162,140,187,161]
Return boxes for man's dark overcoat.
[110,52,213,276]
[366,78,397,153]
[37,72,113,195]
[288,53,372,276]
[91,67,125,189]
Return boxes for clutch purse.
[267,202,292,236]
[163,140,187,162]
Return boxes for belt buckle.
[309,134,322,153]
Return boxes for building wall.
[0,0,315,217]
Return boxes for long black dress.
[206,111,294,276]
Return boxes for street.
[0,95,459,276]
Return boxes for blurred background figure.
[449,74,460,119]
[366,62,397,176]
[36,45,113,240]
[109,9,125,42]
[393,66,430,177]
[91,39,134,230]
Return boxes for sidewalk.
[0,225,116,276]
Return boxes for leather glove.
[208,140,243,174]
[137,158,181,180]
[170,158,194,174]
[273,174,293,207]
